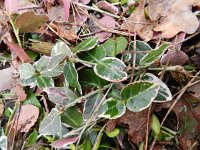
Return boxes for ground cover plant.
[0,0,200,149]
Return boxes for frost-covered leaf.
[64,62,82,94]
[47,54,66,70]
[39,108,61,136]
[46,87,77,106]
[142,73,172,102]
[94,57,127,82]
[79,69,108,88]
[61,106,83,128]
[73,37,98,53]
[99,98,126,119]
[34,56,51,71]
[14,104,39,132]
[51,135,79,149]
[102,36,128,57]
[0,127,7,150]
[121,81,159,112]
[139,43,169,67]
[36,75,54,89]
[51,41,73,57]
[19,63,35,80]
[21,76,37,86]
[14,12,48,33]
[78,45,106,63]
[83,92,104,121]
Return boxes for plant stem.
[9,16,22,47]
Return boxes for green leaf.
[47,54,66,70]
[61,106,83,128]
[34,56,63,77]
[99,98,126,119]
[83,92,104,121]
[151,114,161,135]
[142,73,172,102]
[21,76,37,86]
[0,127,7,150]
[79,69,108,88]
[51,41,73,57]
[39,108,61,136]
[46,87,77,106]
[23,91,41,109]
[80,138,92,150]
[139,43,169,67]
[26,130,38,146]
[73,37,98,53]
[34,56,51,72]
[94,57,127,82]
[78,45,106,63]
[64,62,82,94]
[105,128,120,138]
[102,36,128,57]
[19,63,35,80]
[14,12,48,33]
[121,81,159,112]
[26,50,38,61]
[36,75,54,89]
[41,65,63,77]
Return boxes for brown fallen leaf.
[152,0,200,38]
[106,109,148,145]
[4,40,31,62]
[47,6,65,22]
[14,12,48,33]
[160,50,188,66]
[187,81,200,98]
[14,104,39,132]
[49,23,78,42]
[121,0,155,41]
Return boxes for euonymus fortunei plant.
[18,36,172,148]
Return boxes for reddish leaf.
[5,0,19,14]
[4,40,31,62]
[160,50,188,66]
[97,1,119,15]
[51,135,79,148]
[63,0,70,21]
[95,16,116,42]
[16,84,26,102]
[14,104,39,132]
[44,0,55,4]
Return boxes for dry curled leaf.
[152,0,200,38]
[14,104,39,132]
[121,0,155,41]
[106,109,148,144]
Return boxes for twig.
[74,2,120,19]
